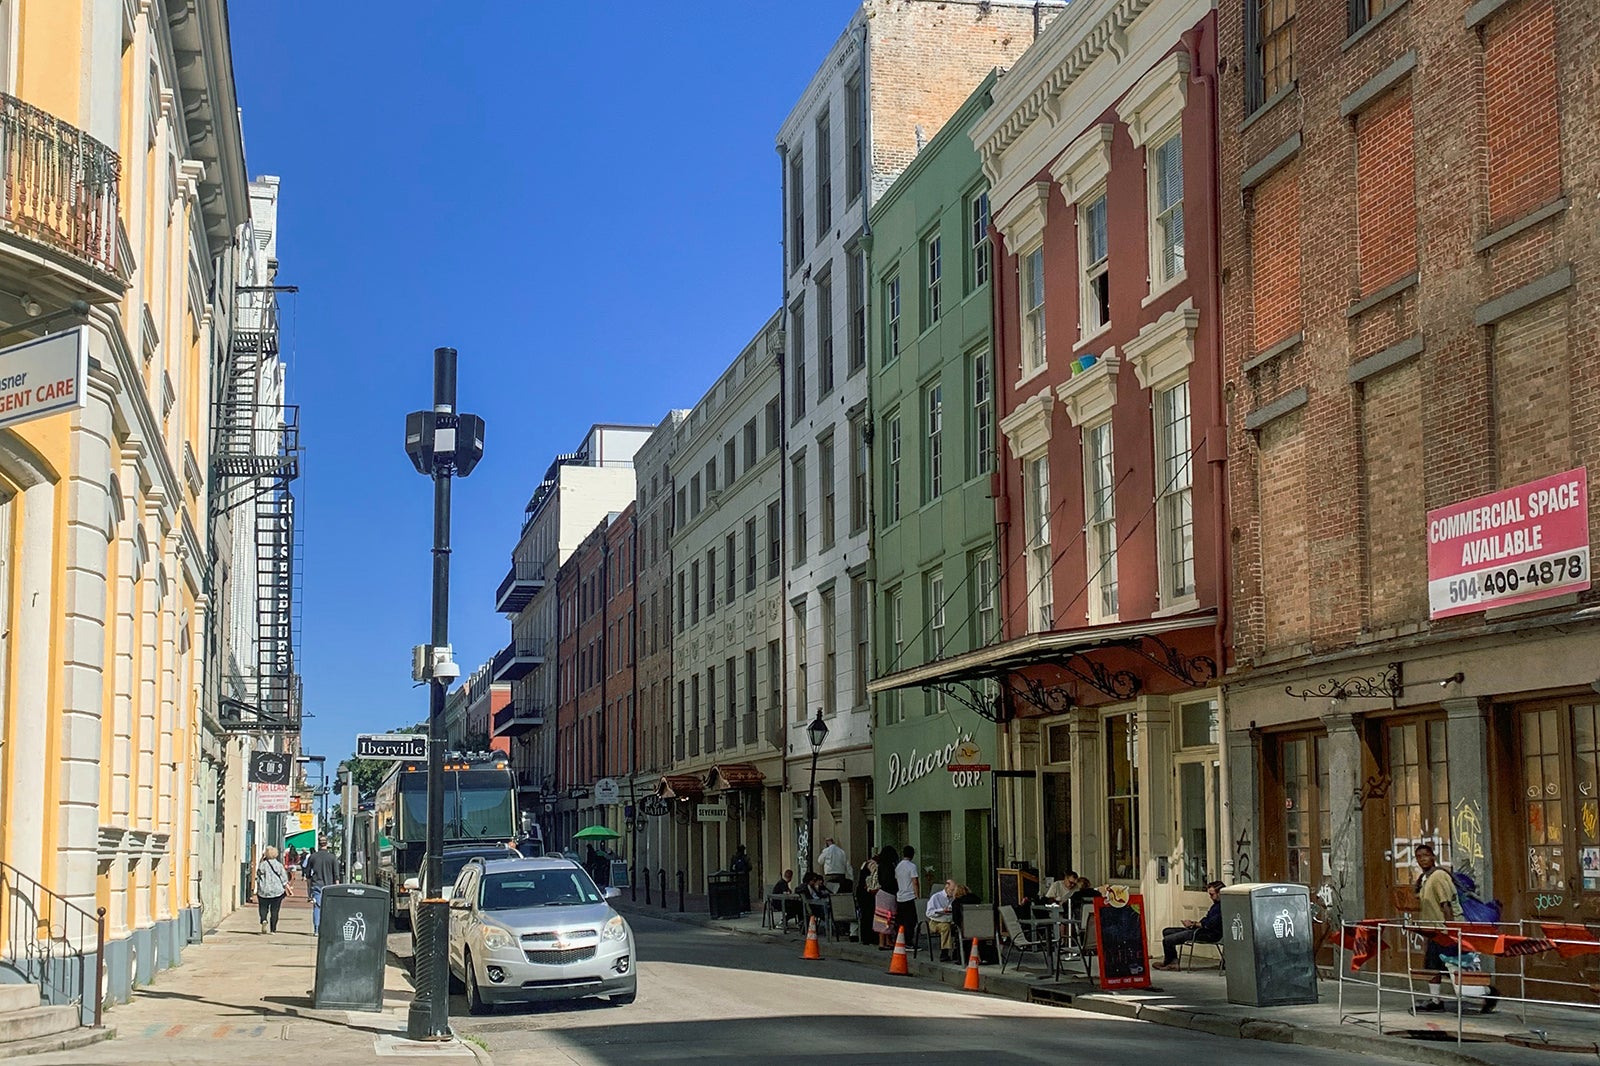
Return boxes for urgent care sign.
[1427,467,1590,619]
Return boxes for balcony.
[0,93,121,276]
[495,559,547,614]
[493,696,546,737]
[491,637,547,683]
[515,769,542,794]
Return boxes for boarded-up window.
[1250,165,1301,353]
[1355,90,1416,294]
[1483,0,1561,229]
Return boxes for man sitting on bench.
[1153,881,1223,970]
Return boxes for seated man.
[1044,870,1079,906]
[1154,880,1224,970]
[800,872,832,926]
[771,869,794,896]
[926,879,968,962]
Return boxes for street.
[440,911,1407,1066]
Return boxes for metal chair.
[1179,935,1225,971]
[999,905,1056,977]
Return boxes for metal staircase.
[212,285,301,733]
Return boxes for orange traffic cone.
[802,916,822,960]
[963,937,982,990]
[887,928,911,975]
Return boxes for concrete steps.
[0,983,98,1052]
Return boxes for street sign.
[249,751,291,784]
[594,777,621,805]
[355,733,427,760]
[695,800,728,822]
[946,764,992,773]
[0,326,88,431]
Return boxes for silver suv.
[446,856,636,1012]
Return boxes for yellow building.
[0,0,272,1011]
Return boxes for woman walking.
[256,846,291,934]
[873,845,900,949]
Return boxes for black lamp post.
[804,710,828,875]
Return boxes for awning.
[285,829,316,851]
[704,763,765,790]
[654,774,704,801]
[868,612,1218,702]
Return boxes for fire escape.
[212,284,302,732]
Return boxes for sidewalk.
[16,895,489,1064]
[616,899,1598,1066]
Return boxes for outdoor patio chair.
[1180,935,1225,971]
[1000,904,1056,977]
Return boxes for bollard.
[677,869,686,913]
[643,866,652,905]
[659,868,668,909]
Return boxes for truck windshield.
[397,775,514,841]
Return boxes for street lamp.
[296,755,326,840]
[804,709,828,876]
[403,347,484,1042]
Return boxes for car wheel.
[448,958,465,995]
[465,951,491,1015]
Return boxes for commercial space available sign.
[1427,467,1590,619]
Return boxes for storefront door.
[1042,771,1072,880]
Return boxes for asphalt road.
[423,911,1413,1066]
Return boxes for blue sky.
[227,2,859,765]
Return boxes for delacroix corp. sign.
[887,733,984,793]
[0,327,88,431]
[1427,467,1590,619]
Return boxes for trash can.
[707,871,742,919]
[313,884,390,1011]
[1220,882,1317,1007]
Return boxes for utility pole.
[403,347,484,1041]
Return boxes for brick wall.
[1219,0,1600,664]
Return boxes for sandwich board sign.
[0,326,88,430]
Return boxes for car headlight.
[602,915,629,943]
[480,926,516,950]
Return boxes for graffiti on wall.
[1234,829,1252,882]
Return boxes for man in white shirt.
[894,846,920,942]
[925,879,968,961]
[819,838,849,892]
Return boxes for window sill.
[1014,362,1050,391]
[1142,272,1188,309]
[1474,197,1568,254]
[1152,597,1201,619]
[1075,322,1112,354]
[1346,271,1419,319]
[1342,0,1410,52]
[1241,82,1296,132]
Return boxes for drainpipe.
[777,139,793,863]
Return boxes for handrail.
[0,859,106,1028]
[0,92,121,274]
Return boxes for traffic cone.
[963,937,982,990]
[887,928,911,975]
[802,916,822,960]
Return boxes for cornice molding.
[1122,299,1199,389]
[999,388,1056,459]
[1117,49,1189,147]
[1048,123,1114,203]
[1055,349,1122,427]
[993,181,1053,253]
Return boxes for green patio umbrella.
[285,828,316,851]
[573,825,621,841]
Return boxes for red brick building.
[926,0,1229,931]
[1218,0,1600,958]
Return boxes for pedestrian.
[1153,881,1223,969]
[731,844,753,913]
[873,846,899,949]
[1412,844,1459,1012]
[586,844,602,883]
[818,837,849,893]
[926,879,969,961]
[855,854,879,945]
[894,845,921,943]
[255,846,290,934]
[302,837,340,935]
[283,845,299,883]
[800,872,832,927]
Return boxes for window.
[724,437,738,488]
[970,190,991,290]
[744,517,757,592]
[1518,703,1600,894]
[1150,131,1185,287]
[851,573,869,707]
[743,418,758,470]
[884,586,904,723]
[885,275,902,365]
[1080,191,1111,335]
[767,640,782,734]
[1386,718,1451,883]
[725,532,737,605]
[817,272,835,399]
[923,381,943,501]
[676,680,686,759]
[791,453,808,564]
[883,411,902,523]
[971,548,997,645]
[690,473,701,518]
[676,571,685,632]
[1105,712,1140,880]
[845,72,863,203]
[706,457,717,495]
[690,560,701,624]
[1278,733,1330,887]
[1025,456,1053,632]
[923,232,942,326]
[704,667,716,752]
[689,674,701,755]
[1084,421,1119,621]
[789,150,805,272]
[790,298,807,420]
[972,349,993,477]
[1176,700,1222,891]
[793,601,808,718]
[1022,246,1046,371]
[765,398,781,454]
[819,431,836,551]
[815,109,832,232]
[925,568,946,661]
[676,488,687,530]
[743,648,758,743]
[849,415,867,533]
[1251,0,1297,111]
[1155,380,1195,603]
[1348,0,1398,33]
[767,500,781,579]
[847,247,866,373]
[820,587,837,715]
[724,656,738,747]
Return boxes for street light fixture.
[295,755,327,840]
[804,709,828,877]
[403,347,484,1043]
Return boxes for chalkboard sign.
[997,868,1040,909]
[313,885,390,1011]
[609,859,630,888]
[1092,893,1152,990]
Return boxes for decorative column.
[1133,697,1174,887]
[1068,708,1103,879]
[1442,698,1495,899]
[1223,723,1261,884]
[1324,707,1368,922]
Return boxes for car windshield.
[479,868,605,910]
[442,850,513,886]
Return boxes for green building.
[866,74,999,894]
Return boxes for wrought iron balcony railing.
[0,93,120,275]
